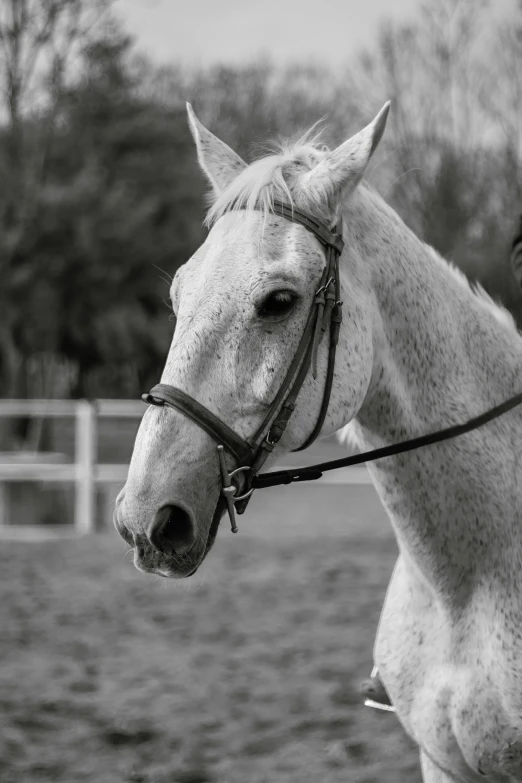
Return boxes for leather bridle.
[142,200,344,531]
[143,200,522,534]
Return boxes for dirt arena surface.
[0,484,421,782]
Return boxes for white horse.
[115,103,522,782]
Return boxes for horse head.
[114,103,389,578]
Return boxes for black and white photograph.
[1,1,522,781]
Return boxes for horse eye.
[257,290,298,319]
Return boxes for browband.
[270,200,345,254]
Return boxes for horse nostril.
[147,505,195,557]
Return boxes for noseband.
[142,200,344,531]
[142,201,522,534]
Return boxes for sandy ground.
[0,484,422,783]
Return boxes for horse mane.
[360,185,518,334]
[449,266,516,330]
[205,126,333,227]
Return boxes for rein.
[252,390,522,488]
[142,200,522,533]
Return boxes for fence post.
[75,401,97,534]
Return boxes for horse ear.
[301,102,391,201]
[186,103,247,195]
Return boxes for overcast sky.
[113,0,516,68]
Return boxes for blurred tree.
[0,0,112,400]
[0,0,115,448]
[0,0,521,427]
[11,26,205,398]
[351,0,522,324]
[149,60,364,159]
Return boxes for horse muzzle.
[113,485,226,579]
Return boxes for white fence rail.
[0,399,143,534]
[0,399,372,536]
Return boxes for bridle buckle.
[217,445,253,533]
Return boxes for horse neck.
[343,185,522,598]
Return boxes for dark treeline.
[1,0,521,414]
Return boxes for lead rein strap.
[251,389,522,490]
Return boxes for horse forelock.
[205,127,334,228]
